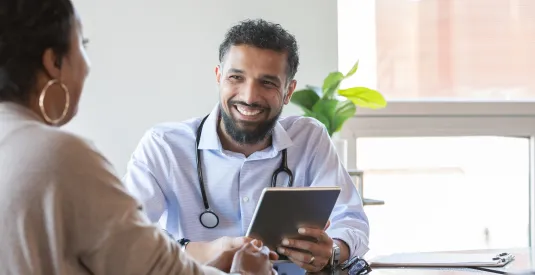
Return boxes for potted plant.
[290,60,387,137]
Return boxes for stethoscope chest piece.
[199,209,219,229]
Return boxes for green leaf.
[301,105,319,117]
[322,72,344,99]
[311,99,339,134]
[338,87,387,109]
[290,89,320,112]
[344,60,359,78]
[305,85,323,97]
[331,100,356,134]
[300,105,329,130]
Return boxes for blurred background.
[68,0,535,258]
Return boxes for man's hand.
[230,240,278,275]
[276,221,334,272]
[186,236,252,263]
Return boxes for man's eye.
[229,75,242,80]
[262,80,275,86]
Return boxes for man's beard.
[220,102,282,145]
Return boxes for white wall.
[67,0,339,175]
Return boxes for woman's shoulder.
[19,123,112,173]
[28,124,95,153]
[2,121,120,201]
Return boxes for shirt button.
[242,196,249,202]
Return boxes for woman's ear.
[41,48,62,80]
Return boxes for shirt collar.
[271,122,293,152]
[197,104,222,151]
[197,104,294,153]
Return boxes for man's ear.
[41,48,62,80]
[215,65,222,85]
[284,79,297,104]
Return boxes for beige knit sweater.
[0,102,225,275]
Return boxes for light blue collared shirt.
[123,104,370,258]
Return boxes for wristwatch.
[329,242,341,268]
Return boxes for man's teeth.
[236,105,262,116]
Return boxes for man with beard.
[123,19,369,273]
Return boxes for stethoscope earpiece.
[195,114,294,229]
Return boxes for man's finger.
[277,247,314,263]
[280,238,330,258]
[298,227,332,243]
[287,256,323,272]
[298,227,323,239]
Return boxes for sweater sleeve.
[56,134,226,275]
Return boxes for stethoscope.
[196,114,294,229]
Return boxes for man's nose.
[239,80,262,105]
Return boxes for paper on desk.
[369,251,515,267]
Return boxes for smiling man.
[123,19,369,272]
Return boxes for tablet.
[245,186,341,260]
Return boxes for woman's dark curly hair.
[0,0,75,104]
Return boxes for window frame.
[342,102,535,138]
[339,107,535,250]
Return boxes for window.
[338,0,535,101]
[358,136,530,257]
[337,0,535,255]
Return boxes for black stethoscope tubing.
[195,114,294,228]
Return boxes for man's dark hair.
[218,19,299,84]
[0,0,75,104]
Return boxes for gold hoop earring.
[38,79,70,125]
